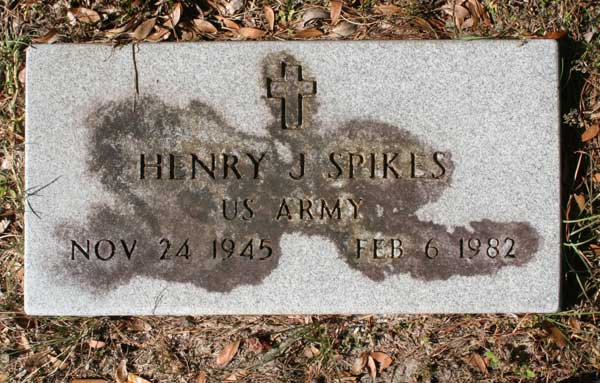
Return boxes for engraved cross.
[267,62,317,129]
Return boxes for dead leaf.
[221,18,240,30]
[583,31,594,43]
[115,360,128,383]
[468,353,487,374]
[544,30,568,40]
[87,339,106,349]
[48,354,68,370]
[582,124,600,142]
[194,19,218,34]
[542,321,568,348]
[104,21,136,38]
[594,173,600,183]
[441,1,470,30]
[127,318,152,332]
[68,7,101,24]
[238,27,266,39]
[330,1,342,25]
[216,339,240,367]
[33,30,59,43]
[127,373,151,383]
[247,337,263,353]
[351,352,368,375]
[17,335,31,351]
[331,21,356,37]
[370,351,392,372]
[301,8,329,28]
[18,67,25,84]
[264,5,275,31]
[166,3,182,28]
[574,194,586,211]
[132,18,157,41]
[568,317,581,332]
[194,372,207,383]
[375,4,402,15]
[224,0,244,15]
[147,28,170,42]
[294,28,323,38]
[0,220,10,235]
[71,380,108,383]
[367,355,377,378]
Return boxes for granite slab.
[24,41,561,315]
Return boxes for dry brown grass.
[1,0,599,382]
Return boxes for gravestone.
[25,41,560,315]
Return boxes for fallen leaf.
[32,30,59,43]
[194,372,207,383]
[87,339,106,349]
[301,8,329,28]
[441,1,470,30]
[68,7,101,24]
[309,344,321,357]
[542,321,568,348]
[216,339,240,367]
[221,18,240,30]
[264,5,275,31]
[568,317,581,332]
[104,20,136,38]
[582,124,600,142]
[544,30,568,40]
[331,21,356,37]
[132,18,157,41]
[127,373,151,383]
[463,0,485,28]
[127,318,152,332]
[370,351,392,372]
[583,31,594,43]
[17,335,31,351]
[48,354,68,370]
[0,220,10,235]
[330,1,342,25]
[238,27,266,39]
[294,28,323,38]
[115,360,128,383]
[247,337,263,353]
[71,380,108,383]
[468,353,487,374]
[18,67,25,84]
[224,0,244,15]
[574,194,586,211]
[147,28,170,42]
[375,4,402,15]
[367,355,377,378]
[351,352,368,375]
[194,19,218,34]
[594,173,600,183]
[167,3,182,28]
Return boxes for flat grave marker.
[25,41,560,315]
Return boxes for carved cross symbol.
[267,62,317,129]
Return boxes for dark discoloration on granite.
[54,52,540,293]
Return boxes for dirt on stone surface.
[1,0,600,382]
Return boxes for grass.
[1,0,599,382]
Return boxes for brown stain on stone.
[54,52,540,293]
